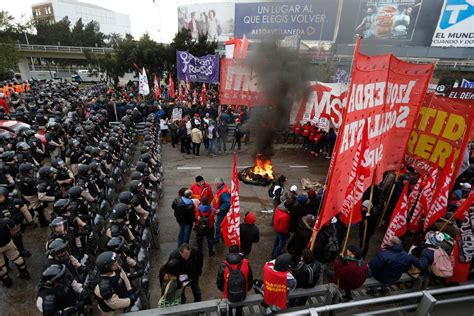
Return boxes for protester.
[191,125,203,156]
[231,118,243,150]
[194,197,215,257]
[240,211,260,258]
[216,245,253,316]
[288,214,315,263]
[261,253,297,314]
[272,200,291,259]
[269,175,287,208]
[190,176,214,203]
[158,259,184,307]
[179,121,190,154]
[208,121,218,156]
[331,245,368,301]
[368,237,414,296]
[213,178,230,242]
[290,249,321,306]
[313,218,340,277]
[172,189,196,246]
[290,194,310,233]
[358,200,378,257]
[168,120,179,148]
[168,243,203,303]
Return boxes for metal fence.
[15,44,113,54]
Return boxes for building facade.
[32,0,131,36]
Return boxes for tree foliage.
[0,43,20,80]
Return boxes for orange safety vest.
[213,184,229,210]
[263,262,288,310]
[24,83,30,92]
[14,84,23,93]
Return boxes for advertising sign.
[431,0,474,47]
[176,50,220,84]
[234,0,340,40]
[220,58,263,106]
[177,3,235,42]
[336,0,443,46]
[404,93,474,173]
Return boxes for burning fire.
[252,154,274,180]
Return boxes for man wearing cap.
[240,211,260,258]
[212,178,230,242]
[190,176,213,203]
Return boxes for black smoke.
[246,38,310,159]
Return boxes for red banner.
[316,39,434,231]
[154,74,160,99]
[221,152,241,248]
[339,124,369,225]
[447,235,471,283]
[404,93,474,174]
[293,82,347,129]
[219,58,262,106]
[169,74,175,99]
[382,182,409,247]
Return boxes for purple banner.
[176,50,220,83]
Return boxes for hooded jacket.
[240,214,260,256]
[288,217,313,261]
[172,196,195,225]
[168,247,203,280]
[273,203,290,234]
[369,245,414,284]
[333,257,368,290]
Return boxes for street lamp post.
[152,0,163,43]
[24,32,36,71]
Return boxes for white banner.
[431,0,474,47]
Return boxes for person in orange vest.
[14,83,23,94]
[24,80,30,92]
[302,121,311,150]
[190,175,213,203]
[262,253,296,314]
[0,92,10,114]
[216,245,253,316]
[212,177,230,243]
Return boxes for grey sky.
[0,0,235,43]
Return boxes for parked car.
[0,120,46,144]
[72,69,104,83]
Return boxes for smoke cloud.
[247,38,310,159]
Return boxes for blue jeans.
[178,224,192,246]
[214,214,225,241]
[218,133,227,152]
[272,232,287,259]
[208,139,217,155]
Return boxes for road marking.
[237,166,251,169]
[289,165,308,168]
[177,167,202,170]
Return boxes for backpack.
[268,184,280,199]
[225,262,246,303]
[322,226,340,262]
[198,212,210,233]
[430,247,453,278]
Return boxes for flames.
[252,154,273,180]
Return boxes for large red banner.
[316,39,434,230]
[219,58,262,106]
[404,93,474,174]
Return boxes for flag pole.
[361,184,374,249]
[378,172,400,227]
[341,178,359,255]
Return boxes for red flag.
[186,80,191,97]
[339,123,370,225]
[193,89,198,104]
[424,153,455,230]
[221,152,241,248]
[446,236,471,283]
[453,193,474,220]
[407,171,424,211]
[409,165,439,232]
[240,35,249,59]
[154,74,160,99]
[168,74,175,98]
[382,182,409,247]
[201,83,207,105]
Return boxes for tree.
[0,43,20,80]
[33,17,72,45]
[71,18,86,46]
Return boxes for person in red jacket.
[302,121,311,150]
[331,245,368,301]
[272,200,292,259]
[190,176,214,203]
[216,245,253,316]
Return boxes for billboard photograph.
[177,3,235,42]
[337,0,444,46]
[431,0,474,47]
[234,0,340,41]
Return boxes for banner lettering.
[176,50,220,83]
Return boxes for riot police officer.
[0,217,30,287]
[0,187,35,257]
[37,166,60,219]
[52,158,74,196]
[17,162,49,226]
[36,264,85,315]
[76,164,99,203]
[105,203,135,243]
[65,139,82,176]
[94,251,139,315]
[44,238,86,282]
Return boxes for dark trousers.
[192,142,201,156]
[180,138,190,154]
[196,229,214,255]
[171,134,179,147]
[231,136,241,150]
[181,278,201,303]
[221,306,243,316]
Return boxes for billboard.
[234,0,340,40]
[177,3,235,42]
[431,0,474,47]
[337,0,444,46]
